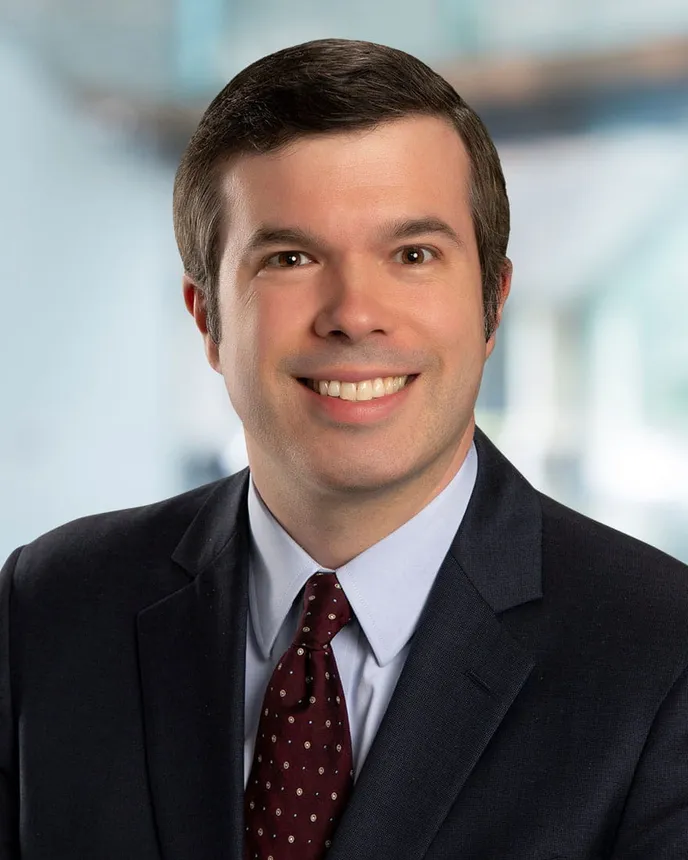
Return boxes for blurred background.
[1,0,687,563]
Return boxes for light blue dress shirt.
[244,443,478,787]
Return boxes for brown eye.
[395,246,434,264]
[266,251,310,268]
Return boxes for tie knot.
[297,572,351,650]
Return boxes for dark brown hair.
[173,38,510,343]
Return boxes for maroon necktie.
[244,572,355,859]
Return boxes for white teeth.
[356,380,373,401]
[340,382,357,401]
[308,375,410,400]
[372,378,386,398]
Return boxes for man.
[1,38,688,860]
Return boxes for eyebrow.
[380,217,466,250]
[244,226,320,257]
[241,216,466,259]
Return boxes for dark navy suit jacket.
[2,429,688,859]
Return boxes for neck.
[249,422,475,569]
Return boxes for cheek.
[251,294,304,378]
[416,288,485,356]
[220,291,302,391]
[214,292,260,404]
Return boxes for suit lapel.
[137,471,251,860]
[328,428,542,860]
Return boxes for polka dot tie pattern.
[244,572,355,860]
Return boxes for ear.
[485,258,513,360]
[183,274,221,372]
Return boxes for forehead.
[220,116,473,241]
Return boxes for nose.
[313,261,392,343]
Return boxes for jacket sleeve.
[611,661,688,858]
[0,548,21,860]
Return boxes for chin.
[306,458,417,497]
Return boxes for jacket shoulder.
[538,491,688,580]
[4,472,247,594]
[536,491,688,663]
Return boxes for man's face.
[191,115,509,498]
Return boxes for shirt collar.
[248,443,478,667]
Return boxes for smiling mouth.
[299,375,417,401]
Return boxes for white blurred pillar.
[499,302,584,496]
